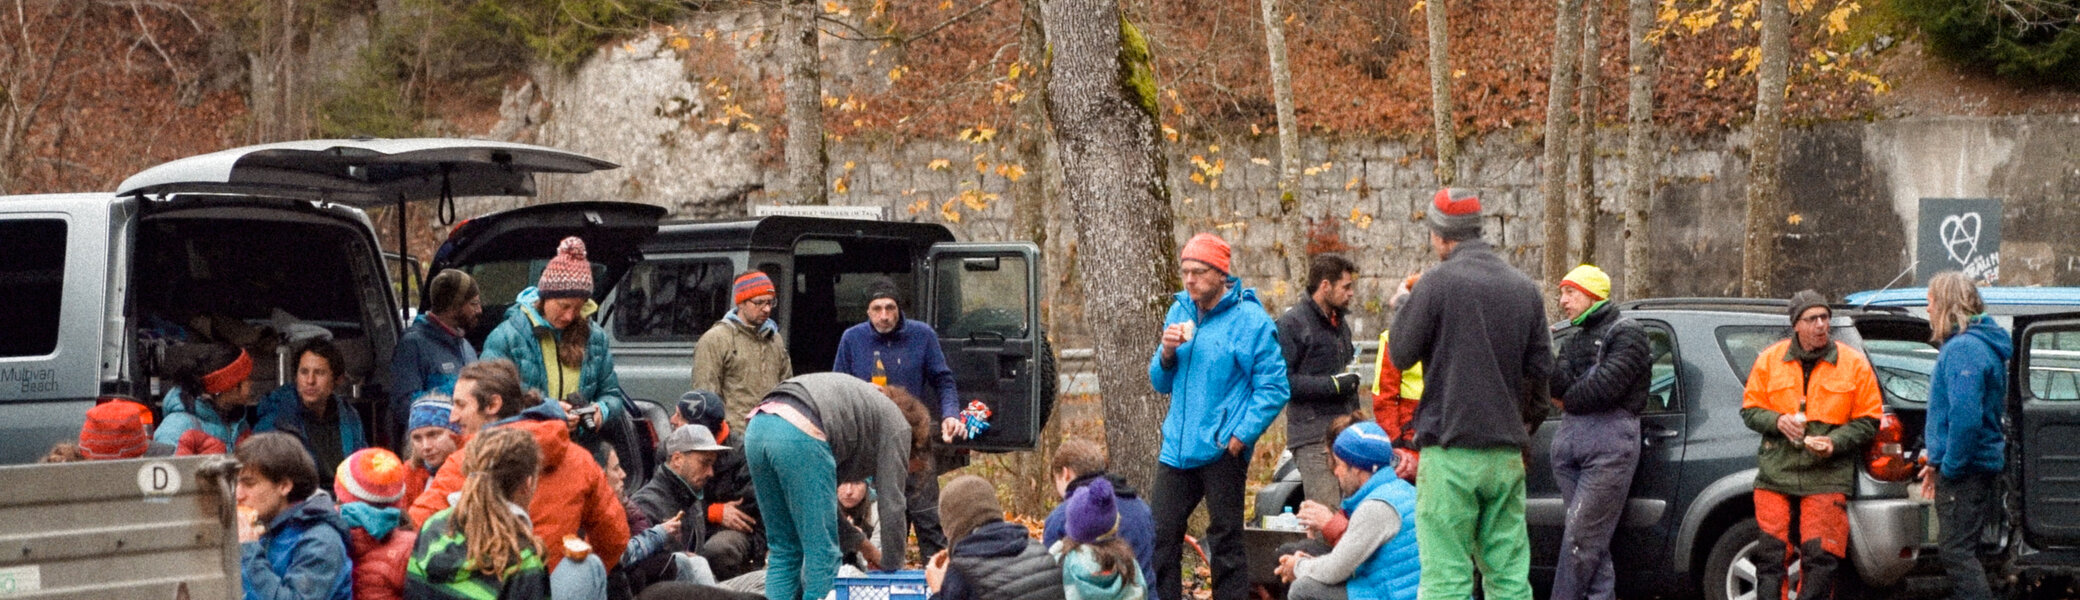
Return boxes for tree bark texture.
[1043,0,1178,490]
[1425,0,1457,185]
[1263,0,1307,286]
[1541,0,1585,291]
[781,0,829,205]
[1570,0,1601,265]
[1743,0,1788,297]
[1622,0,1656,299]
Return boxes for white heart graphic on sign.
[1939,212,1981,266]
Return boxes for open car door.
[426,201,667,348]
[2014,312,2080,551]
[925,242,1051,451]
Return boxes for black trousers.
[1152,450,1253,600]
[907,466,948,558]
[1936,471,2000,600]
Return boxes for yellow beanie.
[1560,264,1611,301]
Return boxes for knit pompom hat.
[1426,187,1484,241]
[79,401,151,460]
[1064,477,1121,544]
[537,236,594,300]
[333,448,408,506]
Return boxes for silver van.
[0,138,616,463]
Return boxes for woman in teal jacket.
[480,237,634,473]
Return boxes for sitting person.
[401,395,461,509]
[1274,422,1419,600]
[603,444,702,598]
[1052,477,1146,600]
[258,339,370,488]
[631,425,733,589]
[407,428,551,600]
[156,342,257,454]
[235,432,353,600]
[1042,438,1154,590]
[669,391,764,581]
[332,448,415,600]
[926,475,1064,600]
[837,480,879,570]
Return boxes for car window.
[1716,326,1789,382]
[463,259,608,307]
[931,254,1031,339]
[0,219,65,357]
[1643,322,1679,413]
[2027,328,2080,401]
[611,259,734,342]
[1863,339,1936,406]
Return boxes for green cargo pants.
[1415,445,1532,600]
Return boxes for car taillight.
[1865,412,1921,482]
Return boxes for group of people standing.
[1156,186,2012,600]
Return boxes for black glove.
[1333,373,1362,395]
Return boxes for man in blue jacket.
[834,277,965,558]
[236,432,354,600]
[1148,232,1291,600]
[388,269,481,443]
[1919,272,2013,600]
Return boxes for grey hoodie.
[766,372,913,570]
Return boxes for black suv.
[1258,298,1948,599]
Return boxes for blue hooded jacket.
[1147,276,1291,469]
[1926,315,2013,477]
[153,388,248,452]
[242,491,354,600]
[389,313,477,428]
[481,287,629,428]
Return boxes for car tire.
[1703,519,1804,600]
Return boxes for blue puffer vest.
[1344,471,1419,600]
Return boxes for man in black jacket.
[1388,187,1552,600]
[667,391,766,581]
[1548,264,1651,600]
[1277,253,1362,507]
[633,424,729,586]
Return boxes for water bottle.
[1276,506,1300,531]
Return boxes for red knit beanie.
[733,272,776,305]
[537,236,595,300]
[1180,233,1232,275]
[333,448,408,505]
[79,401,151,460]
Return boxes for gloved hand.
[1333,373,1362,394]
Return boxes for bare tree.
[781,0,828,205]
[1570,0,1602,265]
[1742,0,1788,297]
[1005,0,1058,515]
[1621,0,1656,298]
[1541,0,1585,290]
[1425,0,1457,185]
[0,1,91,194]
[1043,0,1178,489]
[1263,0,1307,286]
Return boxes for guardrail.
[1056,342,1382,397]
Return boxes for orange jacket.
[408,417,630,571]
[1739,339,1884,495]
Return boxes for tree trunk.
[1263,0,1307,286]
[781,0,828,205]
[1621,0,1656,298]
[1425,0,1457,185]
[1043,0,1177,490]
[1541,0,1585,291]
[1570,0,1601,265]
[1743,0,1788,298]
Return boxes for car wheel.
[1704,519,1801,600]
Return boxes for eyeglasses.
[746,298,775,307]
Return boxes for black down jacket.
[1550,302,1653,416]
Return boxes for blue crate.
[830,570,929,600]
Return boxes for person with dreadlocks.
[406,427,552,600]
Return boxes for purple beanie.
[1064,477,1121,544]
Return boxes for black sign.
[1917,198,2002,284]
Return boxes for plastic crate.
[829,570,929,600]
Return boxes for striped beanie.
[79,400,151,460]
[408,394,461,435]
[1426,187,1484,241]
[733,272,776,305]
[537,236,594,300]
[333,448,407,505]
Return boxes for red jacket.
[408,414,630,571]
[402,460,435,512]
[343,515,415,600]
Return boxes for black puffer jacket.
[1276,295,1358,449]
[1550,302,1653,415]
[939,521,1065,600]
[631,465,705,553]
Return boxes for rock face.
[493,30,2080,342]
